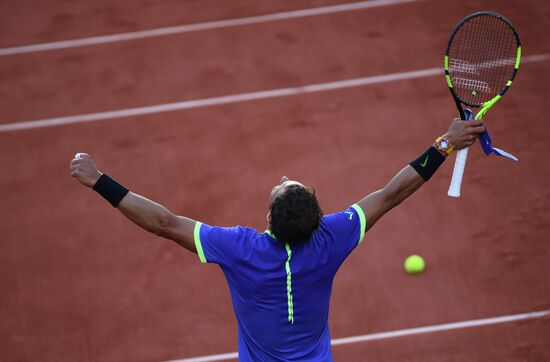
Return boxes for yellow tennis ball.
[404,255,425,274]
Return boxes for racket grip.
[447,147,469,197]
[447,108,474,198]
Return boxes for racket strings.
[448,14,518,105]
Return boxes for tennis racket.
[444,12,521,197]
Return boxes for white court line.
[1,53,549,133]
[166,309,550,362]
[0,68,439,132]
[0,0,415,57]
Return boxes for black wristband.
[92,173,129,207]
[409,146,446,181]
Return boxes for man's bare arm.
[357,165,424,231]
[117,193,196,252]
[69,154,197,252]
[357,118,485,232]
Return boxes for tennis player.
[70,117,484,361]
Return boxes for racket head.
[444,12,521,108]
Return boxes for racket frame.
[444,12,522,111]
[443,11,521,197]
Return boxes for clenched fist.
[445,119,486,150]
[69,153,102,188]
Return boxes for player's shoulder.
[200,224,260,244]
[229,227,280,260]
[322,205,362,224]
[240,226,263,238]
[319,204,365,240]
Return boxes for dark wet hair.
[270,184,323,245]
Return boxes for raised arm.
[69,154,197,253]
[357,118,485,232]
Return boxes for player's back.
[194,205,365,361]
[220,226,337,360]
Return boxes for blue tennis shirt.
[194,204,366,361]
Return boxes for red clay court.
[1,0,549,361]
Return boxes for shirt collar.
[264,229,277,239]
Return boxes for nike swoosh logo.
[420,155,429,167]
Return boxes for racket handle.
[447,108,474,198]
[447,147,469,197]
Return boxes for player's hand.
[69,153,102,188]
[445,118,486,150]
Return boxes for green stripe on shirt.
[285,242,294,324]
[194,222,207,263]
[265,230,294,323]
[351,204,366,244]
